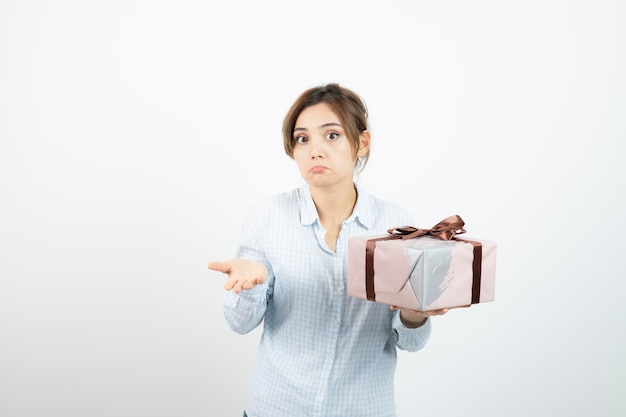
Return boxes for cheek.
[292,147,305,161]
[340,142,358,161]
[292,150,309,170]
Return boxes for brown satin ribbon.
[364,215,483,305]
[365,236,395,301]
[455,237,483,304]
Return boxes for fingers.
[429,308,449,316]
[225,276,266,294]
[251,276,267,286]
[389,305,422,314]
[239,276,267,291]
[418,308,449,317]
[389,305,450,316]
[208,261,231,273]
[208,261,239,291]
[208,259,267,293]
[223,277,237,292]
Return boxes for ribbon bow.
[365,213,483,305]
[387,214,467,241]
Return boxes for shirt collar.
[297,182,376,230]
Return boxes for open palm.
[208,259,268,293]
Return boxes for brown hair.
[282,83,370,172]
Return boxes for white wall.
[1,1,624,416]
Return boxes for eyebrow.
[294,122,342,132]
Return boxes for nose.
[309,137,325,159]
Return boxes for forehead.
[295,103,341,128]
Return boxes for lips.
[309,165,328,173]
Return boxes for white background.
[1,1,624,416]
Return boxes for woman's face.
[292,103,369,190]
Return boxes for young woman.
[208,83,448,417]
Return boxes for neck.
[310,182,358,227]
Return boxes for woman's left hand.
[389,305,451,328]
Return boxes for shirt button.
[337,286,344,293]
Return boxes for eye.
[295,135,308,144]
[326,132,339,140]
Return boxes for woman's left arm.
[389,306,449,352]
[394,306,449,328]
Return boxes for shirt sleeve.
[222,200,275,335]
[223,282,270,334]
[390,309,432,352]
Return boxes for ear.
[357,130,371,158]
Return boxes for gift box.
[347,215,496,311]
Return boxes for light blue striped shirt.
[224,183,431,417]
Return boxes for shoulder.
[372,195,414,225]
[238,188,300,240]
[371,194,411,216]
[355,185,414,231]
[248,188,299,212]
[243,188,300,223]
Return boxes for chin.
[305,176,332,187]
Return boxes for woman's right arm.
[208,200,274,334]
[208,258,272,334]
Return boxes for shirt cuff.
[391,310,432,350]
[224,281,268,309]
[392,310,427,331]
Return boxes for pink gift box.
[347,216,497,311]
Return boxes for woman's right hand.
[208,259,268,293]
